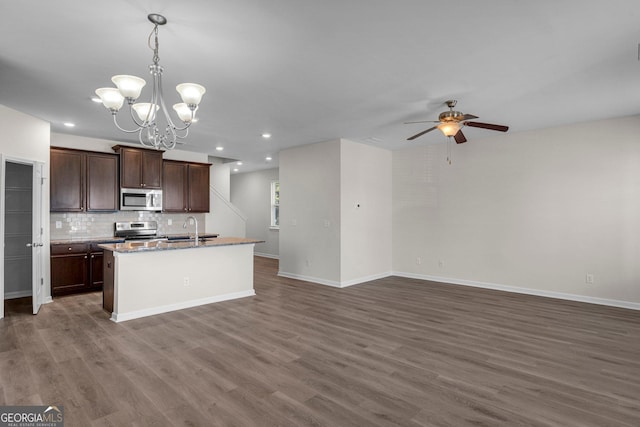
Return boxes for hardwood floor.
[1,257,639,426]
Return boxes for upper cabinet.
[113,145,163,189]
[50,148,118,212]
[162,160,210,213]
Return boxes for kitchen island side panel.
[110,243,255,321]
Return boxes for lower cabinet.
[51,243,105,296]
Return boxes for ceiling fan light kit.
[95,13,206,150]
[405,100,509,163]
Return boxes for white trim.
[255,252,279,260]
[4,290,32,300]
[277,270,392,288]
[340,272,393,287]
[111,289,256,323]
[393,271,640,311]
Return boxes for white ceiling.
[1,1,639,172]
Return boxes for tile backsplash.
[50,211,206,240]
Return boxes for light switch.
[55,221,62,229]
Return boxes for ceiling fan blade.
[407,126,438,141]
[465,121,509,132]
[404,120,439,124]
[461,114,479,121]
[454,130,467,144]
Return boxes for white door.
[31,162,44,314]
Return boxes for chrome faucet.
[183,216,199,245]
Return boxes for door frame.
[0,155,48,319]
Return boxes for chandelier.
[95,14,206,150]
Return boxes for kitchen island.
[100,237,263,322]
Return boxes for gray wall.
[230,168,279,258]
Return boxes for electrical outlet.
[183,277,190,286]
[324,220,330,228]
[585,274,594,284]
[55,221,62,229]
[168,219,172,226]
[416,257,422,265]
[438,260,445,269]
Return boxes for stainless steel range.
[114,221,164,241]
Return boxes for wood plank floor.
[1,257,639,426]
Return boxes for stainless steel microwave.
[120,188,162,211]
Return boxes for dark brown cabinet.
[51,243,105,296]
[50,148,118,212]
[114,145,163,189]
[162,160,210,213]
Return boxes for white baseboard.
[255,252,279,260]
[111,289,256,323]
[4,290,32,300]
[393,271,640,311]
[277,271,392,288]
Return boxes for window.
[270,181,280,228]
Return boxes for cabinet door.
[142,150,163,189]
[89,251,104,289]
[86,153,118,211]
[50,149,84,212]
[51,254,88,296]
[187,163,210,213]
[162,161,188,212]
[120,148,143,188]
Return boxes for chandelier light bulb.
[132,103,159,122]
[111,75,146,100]
[173,103,195,123]
[176,83,206,106]
[95,88,125,112]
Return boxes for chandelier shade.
[132,103,159,122]
[111,75,146,100]
[94,13,205,150]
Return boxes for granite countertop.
[99,237,263,253]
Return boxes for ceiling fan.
[405,100,509,143]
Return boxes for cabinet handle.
[84,255,87,259]
[68,247,72,251]
[91,255,94,259]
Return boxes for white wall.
[0,105,51,304]
[279,140,342,284]
[206,156,246,238]
[230,168,279,258]
[279,139,393,287]
[340,140,392,283]
[392,115,640,307]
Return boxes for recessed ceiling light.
[233,168,239,172]
[236,161,243,166]
[90,96,102,103]
[265,156,272,161]
[215,146,224,151]
[63,122,75,127]
[261,133,271,139]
